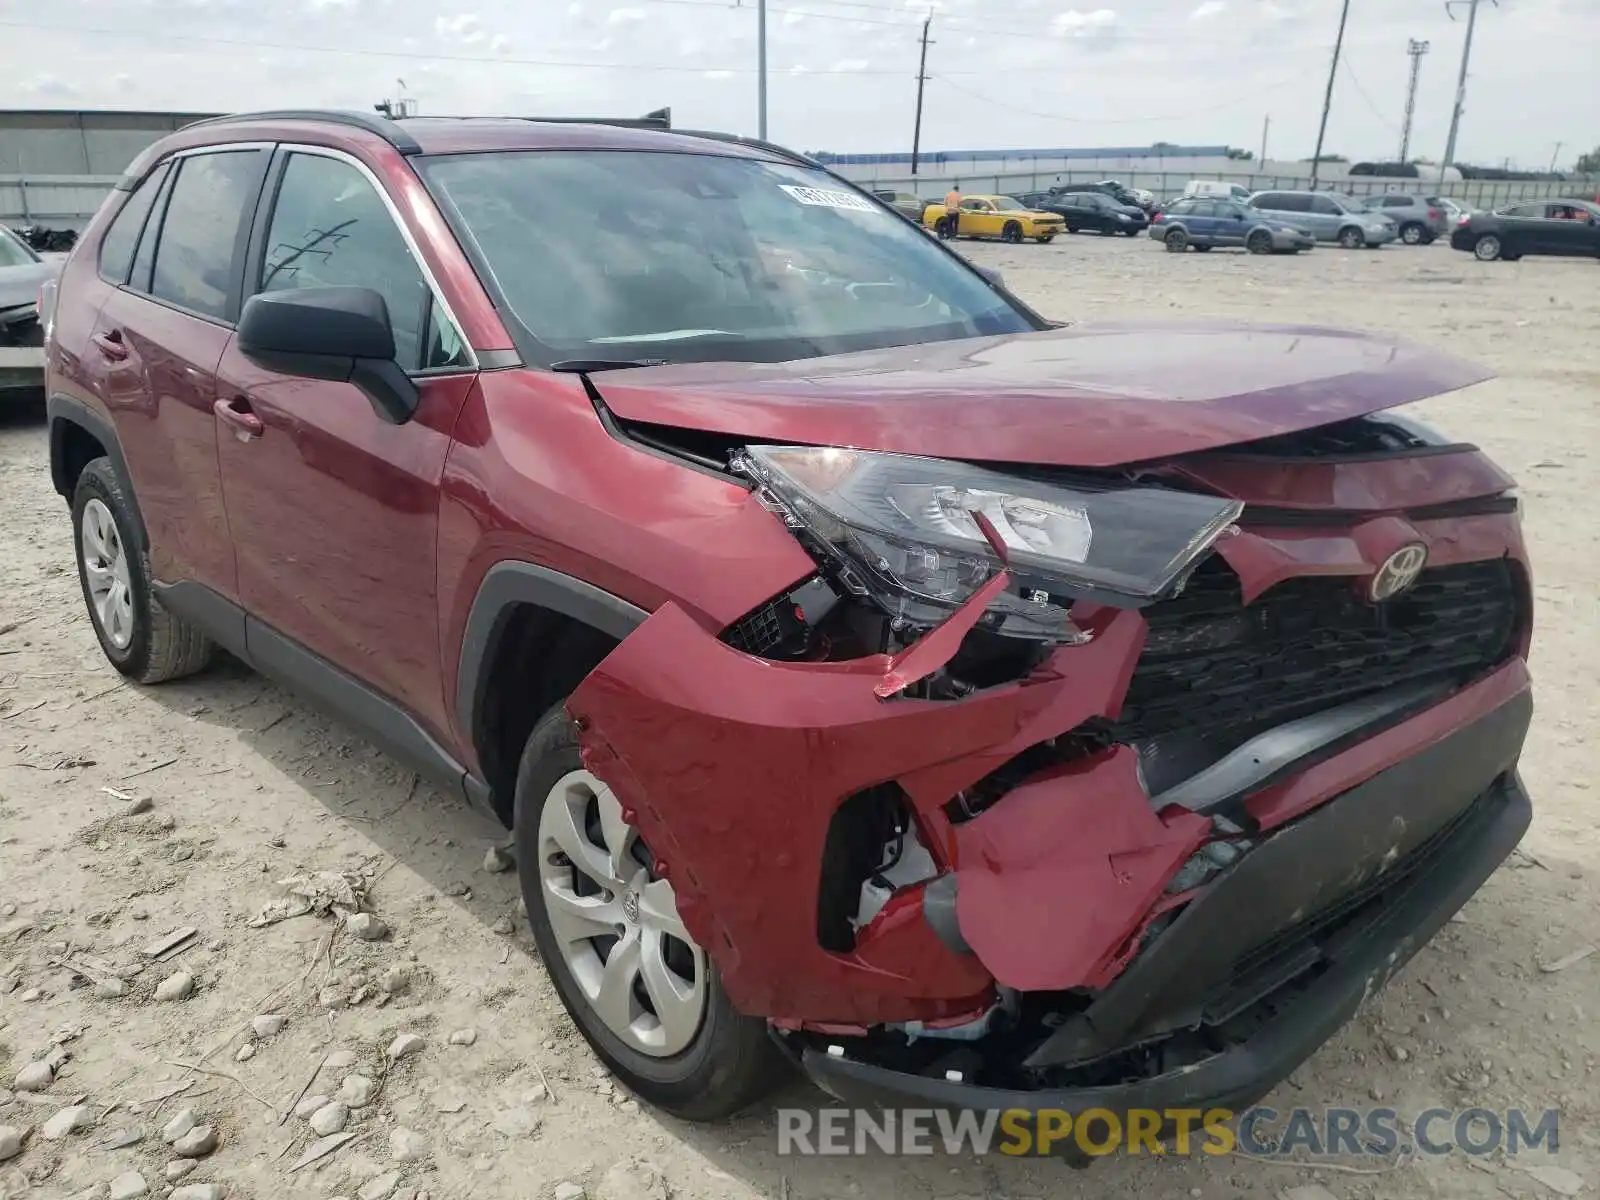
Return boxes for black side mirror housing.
[237,286,420,424]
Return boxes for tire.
[1066,225,1080,234]
[1400,222,1426,245]
[1193,244,1213,252]
[1474,234,1503,262]
[1001,222,1023,243]
[1036,235,1055,244]
[1164,227,1189,252]
[1337,226,1365,249]
[1124,228,1141,237]
[71,457,213,684]
[1246,229,1273,255]
[514,705,786,1121]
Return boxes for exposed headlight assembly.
[734,445,1242,640]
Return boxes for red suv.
[45,109,1533,1132]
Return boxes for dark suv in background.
[42,109,1533,1132]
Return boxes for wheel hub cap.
[80,498,134,650]
[537,769,708,1057]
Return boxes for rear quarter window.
[98,163,170,285]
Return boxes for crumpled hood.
[589,321,1493,468]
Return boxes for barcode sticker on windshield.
[780,185,880,213]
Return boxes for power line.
[1341,59,1396,132]
[1399,38,1430,161]
[933,72,1303,125]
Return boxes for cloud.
[704,69,734,79]
[1051,8,1117,37]
[829,58,871,72]
[782,9,805,25]
[1190,0,1225,18]
[434,13,487,45]
[607,7,646,24]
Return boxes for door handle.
[214,396,265,441]
[91,330,129,361]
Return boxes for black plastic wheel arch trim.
[48,394,150,552]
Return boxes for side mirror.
[237,286,420,425]
[973,265,1005,288]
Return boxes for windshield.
[0,227,39,268]
[421,150,1033,365]
[991,197,1027,211]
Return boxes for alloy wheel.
[536,769,707,1057]
[1474,235,1502,262]
[1401,223,1425,245]
[79,498,134,650]
[1339,227,1364,249]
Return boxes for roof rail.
[178,109,423,154]
[398,107,672,131]
[671,128,821,170]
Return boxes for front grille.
[1108,557,1519,751]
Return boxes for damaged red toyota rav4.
[44,109,1532,1130]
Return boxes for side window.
[150,151,266,320]
[1278,194,1312,213]
[1309,195,1341,215]
[1167,198,1195,215]
[1382,196,1411,208]
[257,152,465,374]
[98,162,170,285]
[1253,193,1283,210]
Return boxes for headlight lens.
[734,445,1242,639]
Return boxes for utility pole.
[1399,39,1429,162]
[1439,0,1495,183]
[910,14,934,176]
[758,0,768,139]
[1259,114,1270,166]
[1549,141,1563,172]
[1308,0,1351,192]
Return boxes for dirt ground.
[2,236,1597,1200]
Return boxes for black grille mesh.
[1110,558,1519,747]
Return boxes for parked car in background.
[1,223,58,348]
[921,194,1064,242]
[1150,197,1314,254]
[1249,191,1397,248]
[44,107,1536,1132]
[1184,179,1252,203]
[1018,190,1147,236]
[1436,197,1474,224]
[1449,198,1600,261]
[1358,194,1451,245]
[2,222,62,400]
[1051,179,1148,211]
[871,189,927,222]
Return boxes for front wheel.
[1400,222,1426,245]
[1001,222,1023,243]
[514,706,785,1121]
[1036,235,1055,243]
[72,458,213,684]
[1164,227,1189,252]
[1246,229,1273,255]
[1474,234,1503,262]
[1337,226,1365,249]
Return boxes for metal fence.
[849,169,1597,210]
[0,174,121,229]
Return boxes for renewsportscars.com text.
[776,1106,1560,1158]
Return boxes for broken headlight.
[734,445,1242,638]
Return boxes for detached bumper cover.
[801,750,1530,1116]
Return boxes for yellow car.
[920,195,1065,243]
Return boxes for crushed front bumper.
[795,690,1530,1115]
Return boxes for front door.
[213,146,478,740]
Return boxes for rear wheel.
[514,706,786,1121]
[1337,226,1365,249]
[1164,227,1189,252]
[72,458,213,684]
[1399,222,1426,245]
[1036,235,1055,243]
[1473,234,1503,262]
[1246,229,1273,255]
[1001,222,1023,243]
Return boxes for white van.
[1183,180,1252,202]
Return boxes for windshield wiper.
[549,357,669,373]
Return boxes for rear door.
[1212,201,1250,246]
[86,146,271,619]
[1307,194,1343,239]
[213,145,478,738]
[1183,199,1220,242]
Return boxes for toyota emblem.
[1370,543,1428,602]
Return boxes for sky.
[0,0,1595,168]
